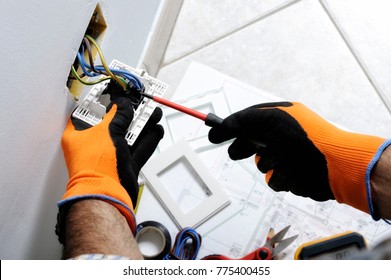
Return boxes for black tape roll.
[135,221,172,260]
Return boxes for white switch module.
[72,59,168,146]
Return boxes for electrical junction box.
[72,59,168,146]
[67,3,107,97]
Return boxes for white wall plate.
[141,140,231,229]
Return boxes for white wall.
[0,0,164,259]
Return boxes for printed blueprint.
[136,61,391,259]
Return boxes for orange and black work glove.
[56,97,164,243]
[208,102,391,219]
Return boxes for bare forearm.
[63,199,143,259]
[371,146,391,220]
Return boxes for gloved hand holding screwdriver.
[209,102,391,220]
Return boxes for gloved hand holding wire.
[209,102,391,219]
[56,97,164,242]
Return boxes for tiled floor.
[157,0,391,138]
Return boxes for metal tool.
[141,92,267,148]
[141,92,223,128]
[202,225,298,260]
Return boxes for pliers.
[202,225,298,260]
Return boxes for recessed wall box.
[67,3,107,97]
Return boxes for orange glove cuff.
[58,173,136,233]
[279,103,386,214]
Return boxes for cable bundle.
[164,228,202,260]
[69,35,142,98]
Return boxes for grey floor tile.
[158,0,391,138]
[164,0,298,64]
[321,0,391,113]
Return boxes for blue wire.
[164,228,202,260]
[106,68,143,89]
[76,50,100,78]
[95,66,142,90]
[75,47,143,90]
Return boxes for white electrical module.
[72,59,168,146]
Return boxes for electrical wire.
[72,35,143,91]
[106,68,143,89]
[76,52,142,90]
[95,66,142,90]
[71,65,111,86]
[85,38,142,89]
[164,228,202,260]
[76,47,98,78]
[83,37,98,73]
[84,35,127,90]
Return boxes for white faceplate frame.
[141,140,231,229]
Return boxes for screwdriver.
[141,92,224,128]
[141,92,266,148]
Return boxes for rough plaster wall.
[0,0,161,259]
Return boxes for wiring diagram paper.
[136,61,391,259]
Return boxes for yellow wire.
[70,65,112,99]
[71,65,111,85]
[84,35,127,90]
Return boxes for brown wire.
[83,37,97,73]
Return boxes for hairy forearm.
[371,146,391,220]
[63,199,143,259]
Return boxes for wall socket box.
[66,3,171,146]
[66,3,107,98]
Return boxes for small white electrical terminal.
[72,59,168,146]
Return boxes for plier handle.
[202,225,298,260]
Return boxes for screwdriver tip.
[141,92,154,99]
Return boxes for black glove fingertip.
[208,127,227,144]
[149,107,163,124]
[228,138,258,160]
[267,170,290,192]
[255,149,279,173]
[132,124,164,169]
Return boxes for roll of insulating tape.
[135,221,172,260]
